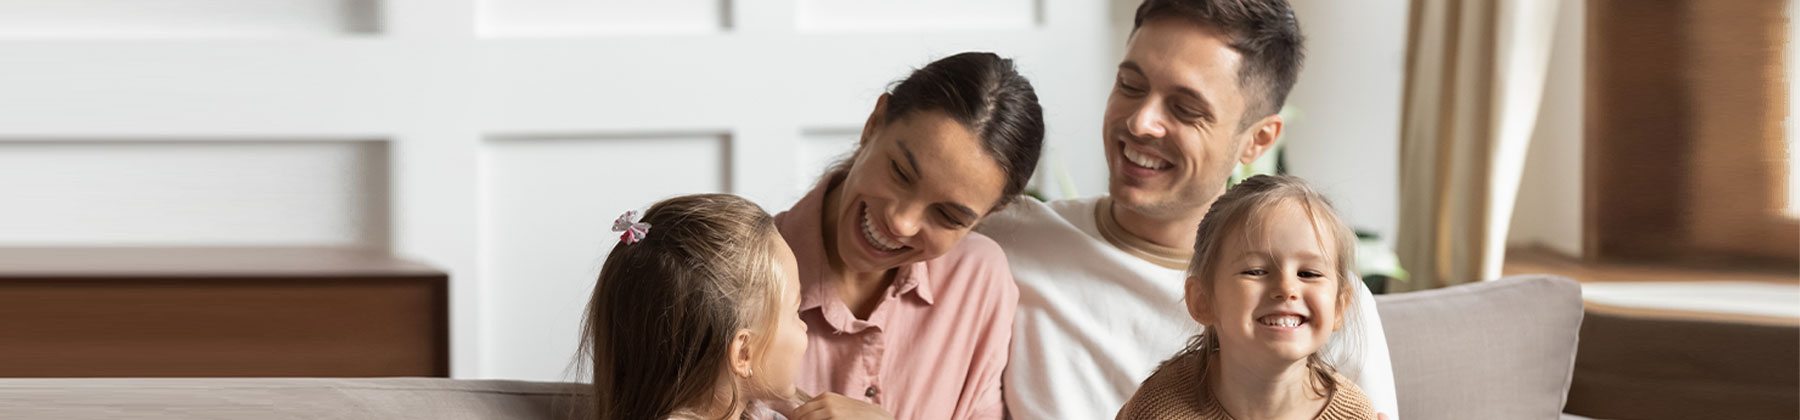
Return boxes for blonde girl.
[1118,175,1377,420]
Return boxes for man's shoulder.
[981,195,1104,241]
[928,231,1020,303]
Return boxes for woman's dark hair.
[578,194,786,420]
[842,51,1046,209]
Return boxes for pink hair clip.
[612,210,652,244]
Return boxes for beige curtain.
[1393,0,1559,292]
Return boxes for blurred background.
[0,1,1792,412]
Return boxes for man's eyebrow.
[1118,61,1216,120]
[898,140,922,179]
[1169,85,1215,120]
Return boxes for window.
[1587,0,1797,265]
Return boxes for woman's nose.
[885,204,924,238]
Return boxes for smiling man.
[976,0,1399,418]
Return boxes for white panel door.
[0,0,1120,380]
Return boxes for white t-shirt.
[979,197,1399,419]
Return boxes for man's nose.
[1126,99,1168,140]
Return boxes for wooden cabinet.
[0,247,449,377]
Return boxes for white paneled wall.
[1282,0,1410,242]
[0,140,389,247]
[0,0,1120,380]
[0,0,380,38]
[478,0,728,37]
[795,0,1040,32]
[794,129,860,203]
[481,133,730,380]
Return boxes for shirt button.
[864,386,878,398]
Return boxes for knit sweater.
[1115,352,1377,420]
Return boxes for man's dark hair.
[1133,0,1305,128]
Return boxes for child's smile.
[1254,311,1307,329]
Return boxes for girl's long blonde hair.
[577,194,789,420]
[1171,174,1360,397]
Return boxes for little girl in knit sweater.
[1117,175,1377,420]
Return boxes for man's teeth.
[1123,148,1170,169]
[862,206,904,251]
[1259,315,1305,328]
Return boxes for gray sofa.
[0,275,1585,419]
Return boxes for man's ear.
[1236,114,1283,165]
[860,93,891,148]
[728,329,755,378]
[1185,276,1216,326]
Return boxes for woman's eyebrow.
[896,140,979,221]
[897,140,923,180]
[942,202,979,222]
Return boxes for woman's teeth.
[1259,315,1305,328]
[1123,147,1170,169]
[862,206,904,251]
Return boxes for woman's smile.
[857,201,909,256]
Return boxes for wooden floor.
[1503,246,1800,326]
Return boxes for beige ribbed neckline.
[1094,196,1193,271]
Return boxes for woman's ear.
[860,93,891,148]
[729,329,756,378]
[1184,276,1216,326]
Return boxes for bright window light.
[1789,0,1798,217]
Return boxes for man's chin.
[1110,182,1211,219]
[1108,184,1164,210]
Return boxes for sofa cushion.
[0,377,584,420]
[1375,275,1583,419]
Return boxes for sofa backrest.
[1375,274,1584,419]
[0,377,585,420]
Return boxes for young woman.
[776,52,1044,420]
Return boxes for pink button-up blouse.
[774,176,1018,420]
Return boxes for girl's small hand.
[792,392,894,420]
[766,388,812,419]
